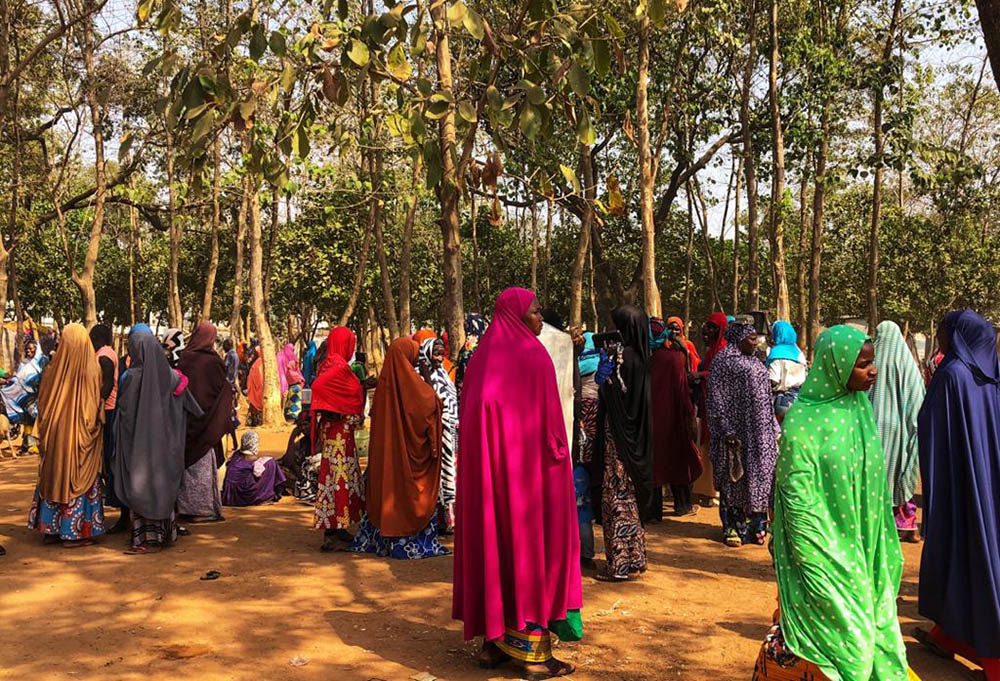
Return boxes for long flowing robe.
[113,330,203,520]
[453,287,581,642]
[178,322,234,468]
[366,337,442,537]
[869,320,924,507]
[773,325,910,681]
[538,322,576,450]
[650,344,702,486]
[419,338,459,517]
[918,309,1000,658]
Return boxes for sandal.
[476,642,510,669]
[723,530,743,547]
[913,627,953,660]
[177,526,191,536]
[524,658,576,680]
[200,570,222,581]
[62,539,94,549]
[124,543,162,555]
[594,570,628,583]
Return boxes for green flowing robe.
[772,325,910,681]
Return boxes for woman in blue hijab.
[302,341,318,387]
[766,321,807,421]
[915,310,1000,680]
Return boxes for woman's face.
[25,340,36,357]
[431,344,446,369]
[522,298,544,336]
[738,330,759,356]
[702,322,719,345]
[847,341,878,391]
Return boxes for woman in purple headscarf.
[453,288,581,680]
[914,310,1000,680]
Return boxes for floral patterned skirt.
[601,423,647,578]
[27,477,105,541]
[313,417,363,530]
[349,512,450,559]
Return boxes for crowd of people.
[2,291,998,681]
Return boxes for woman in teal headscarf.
[869,321,924,542]
[756,325,915,681]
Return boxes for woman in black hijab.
[595,305,654,581]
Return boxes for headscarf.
[238,430,260,458]
[869,320,924,506]
[413,328,437,345]
[597,304,654,521]
[89,324,112,351]
[649,320,702,487]
[667,316,701,370]
[766,321,806,366]
[918,309,1000,658]
[700,312,729,372]
[577,332,600,376]
[302,341,318,387]
[178,322,234,468]
[773,325,909,681]
[247,358,263,411]
[326,327,356,367]
[464,313,487,339]
[419,337,459,509]
[453,287,581,642]
[366,337,443,537]
[114,329,203,519]
[161,327,184,367]
[706,318,779,514]
[310,326,364,444]
[276,343,300,394]
[130,323,151,337]
[35,323,104,504]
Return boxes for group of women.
[25,321,237,553]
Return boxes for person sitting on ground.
[222,430,286,506]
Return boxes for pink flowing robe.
[452,287,582,641]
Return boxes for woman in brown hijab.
[27,323,105,547]
[349,337,449,559]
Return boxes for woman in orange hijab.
[350,337,449,559]
[413,328,457,382]
[27,323,105,548]
[667,316,701,371]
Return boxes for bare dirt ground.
[0,427,975,681]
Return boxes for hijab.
[366,337,443,537]
[276,343,300,394]
[598,304,654,521]
[869,320,924,506]
[302,341,318,387]
[452,287,580,642]
[918,310,1000,657]
[420,337,458,453]
[35,323,104,504]
[114,329,202,519]
[577,332,600,376]
[766,320,806,366]
[162,327,184,367]
[667,315,701,369]
[89,324,113,351]
[773,325,909,681]
[310,326,364,444]
[701,312,728,371]
[178,322,234,468]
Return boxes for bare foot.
[476,641,510,669]
[522,657,576,680]
[62,539,95,549]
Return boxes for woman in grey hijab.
[113,329,202,553]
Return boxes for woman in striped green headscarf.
[759,325,915,681]
[869,321,924,542]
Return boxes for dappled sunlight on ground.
[0,428,973,680]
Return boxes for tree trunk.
[229,193,247,341]
[337,215,374,327]
[76,25,105,329]
[544,197,553,305]
[201,135,222,323]
[165,39,182,328]
[470,194,482,313]
[398,154,420,334]
[263,185,280,311]
[247,176,282,425]
[129,174,140,325]
[569,144,595,329]
[740,0,760,311]
[636,13,661,318]
[795,170,810,344]
[684,186,694,322]
[530,200,539,292]
[867,0,903,330]
[588,243,598,331]
[976,0,1000,92]
[731,155,743,312]
[693,178,723,312]
[768,0,791,320]
[370,147,399,339]
[807,103,831,358]
[431,1,465,359]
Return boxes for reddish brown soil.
[0,427,975,680]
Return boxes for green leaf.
[516,79,545,106]
[605,13,625,40]
[347,39,370,66]
[142,56,161,76]
[185,102,211,119]
[649,0,666,27]
[518,103,541,139]
[412,29,427,56]
[239,99,256,121]
[387,42,412,81]
[249,24,267,61]
[458,101,478,123]
[560,163,581,194]
[425,98,451,119]
[446,1,467,27]
[593,39,611,76]
[486,85,502,112]
[567,61,589,97]
[463,7,485,40]
[281,61,296,94]
[423,139,442,189]
[577,105,596,145]
[293,124,311,159]
[182,78,205,109]
[338,0,349,20]
[269,31,286,56]
[136,0,154,24]
[191,110,216,143]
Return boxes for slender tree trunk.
[867,0,903,330]
[588,243,598,331]
[247,175,282,425]
[693,178,723,312]
[544,197,553,305]
[530,200,539,292]
[370,148,399,339]
[795,170,810,344]
[398,155,420,334]
[431,1,465,359]
[263,185,279,311]
[636,13,661,317]
[569,144,594,329]
[129,174,140,325]
[807,103,831,358]
[0,20,16,369]
[229,193,247,341]
[684,186,694,322]
[767,0,791,319]
[75,23,105,329]
[165,40,182,328]
[337,215,374,326]
[732,156,742,312]
[201,135,222,323]
[741,0,760,311]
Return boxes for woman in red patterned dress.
[311,327,365,552]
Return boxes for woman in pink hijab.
[277,343,304,421]
[453,288,582,680]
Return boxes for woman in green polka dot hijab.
[766,325,915,680]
